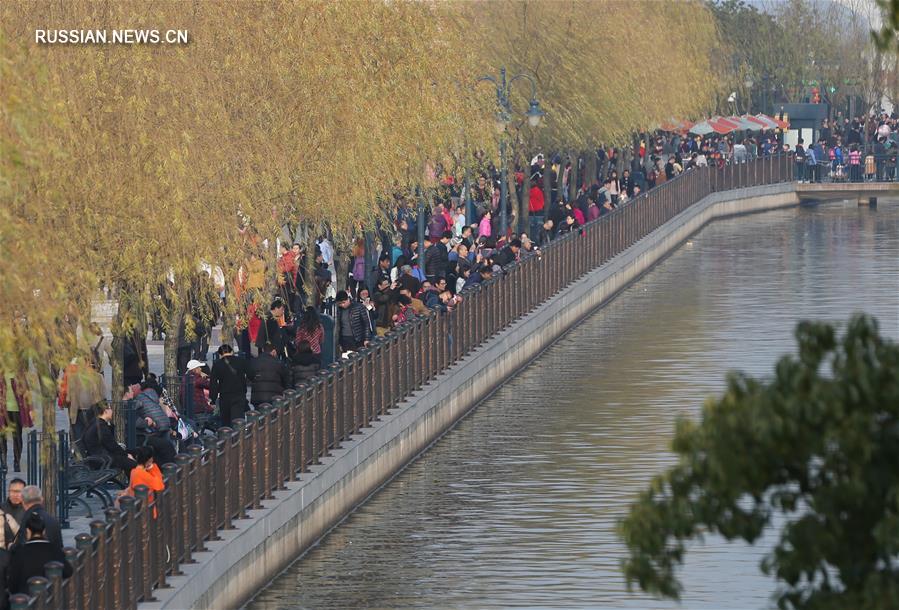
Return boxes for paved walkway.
[13,329,227,547]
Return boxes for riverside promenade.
[14,156,814,610]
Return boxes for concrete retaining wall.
[140,182,800,610]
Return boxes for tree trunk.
[110,326,124,402]
[304,233,317,305]
[586,150,597,189]
[163,296,182,384]
[334,237,347,292]
[505,154,519,240]
[542,158,553,208]
[364,231,377,294]
[569,150,578,200]
[520,165,531,237]
[35,360,57,517]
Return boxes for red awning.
[708,116,741,134]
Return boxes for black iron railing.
[15,155,795,610]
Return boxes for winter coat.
[373,289,393,329]
[336,302,373,343]
[83,418,128,463]
[134,388,171,432]
[10,506,62,553]
[572,207,586,226]
[421,290,440,310]
[209,355,249,408]
[181,371,212,414]
[478,215,492,238]
[0,372,34,429]
[8,539,71,595]
[493,245,517,268]
[352,256,366,282]
[290,352,321,385]
[538,227,554,247]
[427,213,448,241]
[249,353,290,407]
[58,360,106,424]
[424,244,449,279]
[255,316,288,356]
[528,185,545,213]
[294,324,324,355]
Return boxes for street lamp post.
[744,77,753,113]
[477,67,544,238]
[744,73,773,115]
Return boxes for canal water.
[248,201,899,610]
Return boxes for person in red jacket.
[528,183,545,213]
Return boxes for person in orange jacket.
[125,446,165,518]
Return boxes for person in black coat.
[537,219,555,247]
[249,344,290,407]
[372,279,394,333]
[492,239,521,268]
[254,300,291,359]
[423,232,451,282]
[122,332,149,388]
[8,511,71,595]
[621,169,636,198]
[83,403,136,474]
[10,487,62,553]
[209,344,249,428]
[290,341,321,385]
[335,291,373,352]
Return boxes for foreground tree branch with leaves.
[620,315,899,609]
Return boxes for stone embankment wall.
[140,183,800,610]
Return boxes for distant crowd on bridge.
[793,112,898,183]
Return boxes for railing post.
[161,462,183,573]
[89,522,107,605]
[133,485,156,602]
[45,561,63,609]
[187,444,212,543]
[9,595,29,610]
[294,386,308,472]
[56,431,69,528]
[240,412,261,508]
[27,577,50,610]
[63,544,82,610]
[310,380,323,461]
[103,508,122,610]
[217,426,235,527]
[75,533,94,609]
[117,497,137,609]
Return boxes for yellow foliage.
[0,0,720,376]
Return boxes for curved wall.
[139,182,800,610]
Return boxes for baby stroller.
[158,384,205,452]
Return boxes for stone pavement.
[12,326,227,548]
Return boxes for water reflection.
[249,201,899,610]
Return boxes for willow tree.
[2,0,497,387]
[462,0,720,229]
[0,28,101,507]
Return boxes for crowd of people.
[794,113,898,182]
[0,479,73,605]
[1,110,896,602]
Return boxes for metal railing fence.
[15,155,793,610]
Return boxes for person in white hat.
[183,359,212,416]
